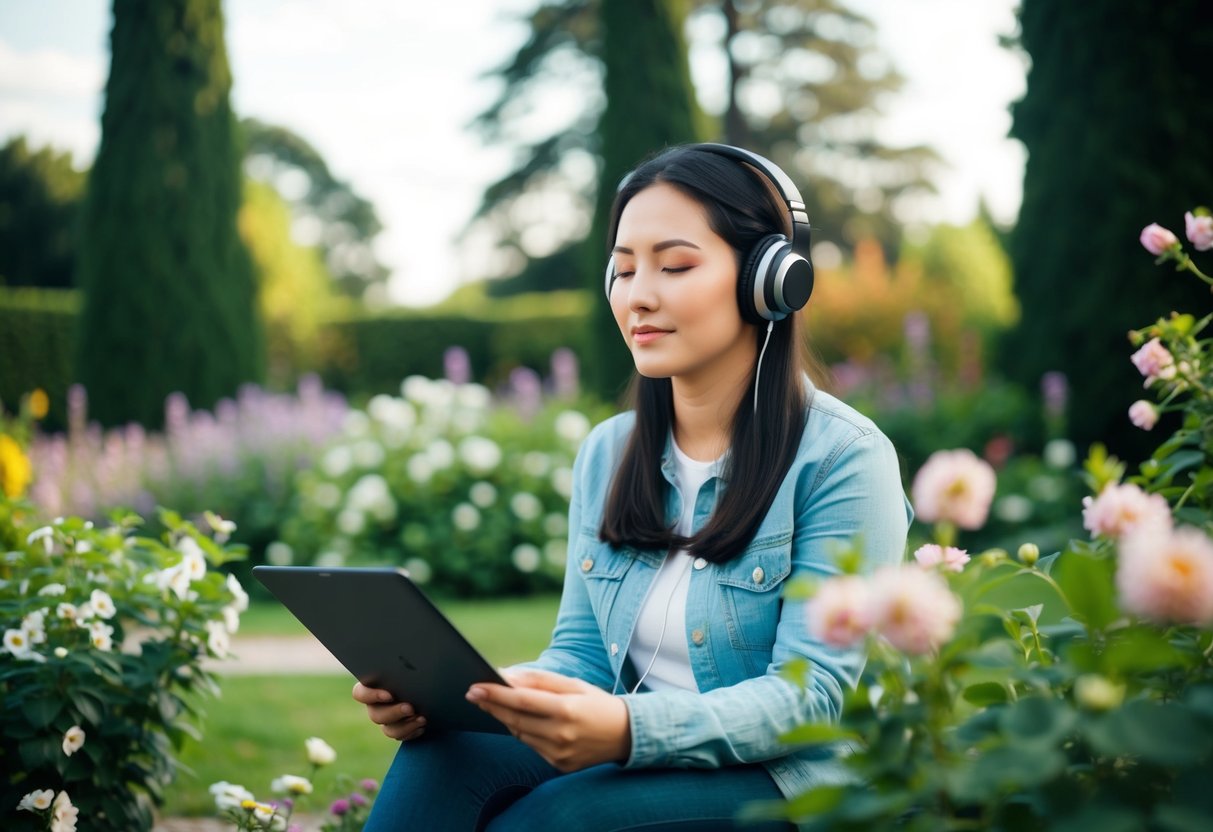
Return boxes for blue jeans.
[362,731,796,831]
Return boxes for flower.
[0,433,33,498]
[554,410,591,444]
[1073,674,1125,712]
[1128,399,1159,430]
[89,621,114,652]
[227,573,250,613]
[910,449,997,530]
[51,791,78,832]
[1185,210,1213,251]
[330,798,351,816]
[511,544,541,573]
[1018,543,1040,566]
[209,781,256,811]
[17,789,55,811]
[1130,338,1176,385]
[62,725,85,757]
[89,588,117,619]
[912,543,971,573]
[305,736,337,766]
[29,388,50,420]
[1140,222,1180,255]
[510,491,543,522]
[1117,526,1213,626]
[360,778,379,793]
[271,774,314,795]
[206,619,230,658]
[452,502,481,532]
[806,575,873,648]
[38,583,67,596]
[1082,483,1172,540]
[870,566,962,655]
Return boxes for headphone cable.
[753,320,775,416]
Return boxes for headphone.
[603,143,814,325]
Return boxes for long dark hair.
[599,145,811,564]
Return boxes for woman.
[357,144,912,831]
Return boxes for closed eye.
[663,266,692,274]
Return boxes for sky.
[0,0,1025,307]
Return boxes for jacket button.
[610,643,619,656]
[693,557,707,570]
[581,558,594,572]
[752,567,765,584]
[691,629,705,645]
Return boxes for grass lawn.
[162,594,560,817]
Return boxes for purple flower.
[330,798,350,816]
[350,792,368,807]
[444,346,472,385]
[360,778,379,793]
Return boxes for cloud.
[0,40,104,97]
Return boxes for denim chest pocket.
[717,529,793,656]
[574,527,630,618]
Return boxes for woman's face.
[609,182,756,386]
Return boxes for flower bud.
[1017,543,1040,566]
[980,549,1008,568]
[1128,400,1159,431]
[54,646,68,658]
[1186,210,1213,251]
[1074,674,1125,711]
[1140,223,1180,256]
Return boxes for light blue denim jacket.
[521,381,912,812]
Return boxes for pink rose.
[1185,211,1213,252]
[1117,526,1213,626]
[1128,400,1159,430]
[911,449,997,530]
[806,575,873,648]
[1129,338,1175,385]
[1081,483,1172,540]
[870,566,962,655]
[913,543,971,573]
[1140,223,1179,255]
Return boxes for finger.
[502,669,589,694]
[366,701,415,726]
[382,716,426,741]
[353,682,396,705]
[468,684,566,717]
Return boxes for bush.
[278,376,610,597]
[0,288,78,432]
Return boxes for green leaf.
[1104,627,1190,674]
[22,696,62,729]
[1052,549,1118,631]
[1085,700,1213,766]
[779,722,860,746]
[1000,696,1076,748]
[1052,806,1144,832]
[18,736,58,768]
[946,744,1067,803]
[1154,804,1213,832]
[963,682,1010,706]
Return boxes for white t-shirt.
[626,440,721,692]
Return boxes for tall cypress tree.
[1000,0,1213,461]
[585,0,704,400]
[76,0,262,429]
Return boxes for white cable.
[753,320,775,416]
[629,556,694,695]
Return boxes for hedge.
[0,287,79,429]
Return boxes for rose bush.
[759,207,1213,830]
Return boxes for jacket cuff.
[620,692,675,768]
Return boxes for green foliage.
[0,287,79,431]
[1,508,248,832]
[317,291,590,396]
[75,0,264,430]
[0,136,85,290]
[278,378,610,597]
[586,0,704,399]
[999,0,1213,463]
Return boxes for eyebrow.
[611,239,702,255]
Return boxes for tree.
[0,137,85,289]
[242,118,388,300]
[585,0,705,399]
[76,0,263,430]
[999,0,1213,460]
[467,0,936,286]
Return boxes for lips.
[631,326,671,345]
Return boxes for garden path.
[155,634,343,832]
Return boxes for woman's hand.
[352,682,427,741]
[467,668,631,772]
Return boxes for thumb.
[502,668,590,693]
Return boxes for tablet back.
[253,565,509,734]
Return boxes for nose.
[625,263,659,313]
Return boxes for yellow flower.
[28,389,49,421]
[0,434,32,498]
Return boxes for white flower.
[226,573,249,613]
[252,801,280,825]
[510,492,543,522]
[1043,438,1077,469]
[22,609,47,644]
[406,454,434,484]
[993,494,1033,524]
[54,646,68,658]
[50,791,78,832]
[312,482,342,510]
[62,725,85,757]
[543,513,568,538]
[455,383,492,411]
[452,503,481,532]
[551,467,574,500]
[322,445,353,478]
[38,583,67,596]
[74,540,92,554]
[89,621,114,652]
[404,558,432,584]
[555,410,591,444]
[342,409,371,437]
[337,509,366,536]
[3,628,32,657]
[305,736,337,765]
[222,605,241,635]
[348,474,396,521]
[209,781,255,811]
[270,774,314,795]
[74,602,94,622]
[27,526,55,553]
[89,589,117,619]
[544,539,568,566]
[368,394,417,431]
[511,544,541,573]
[426,438,456,469]
[266,541,294,566]
[469,481,498,508]
[178,537,207,581]
[316,551,346,568]
[205,620,230,658]
[522,451,552,477]
[459,436,502,474]
[17,788,54,811]
[352,439,386,469]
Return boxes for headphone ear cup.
[737,235,786,324]
[603,256,616,302]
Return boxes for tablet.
[252,565,510,735]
